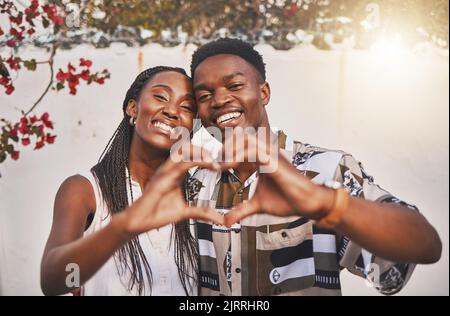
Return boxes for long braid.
[91,66,199,295]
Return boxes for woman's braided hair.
[91,66,198,295]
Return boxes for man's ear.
[126,99,138,118]
[260,82,271,107]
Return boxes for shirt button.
[281,232,288,238]
[235,268,241,273]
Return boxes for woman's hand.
[117,144,225,236]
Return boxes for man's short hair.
[190,38,266,81]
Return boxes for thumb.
[224,199,260,227]
[184,206,224,226]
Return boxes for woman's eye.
[154,95,168,101]
[181,104,194,112]
[198,94,211,102]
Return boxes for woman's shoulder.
[55,173,96,215]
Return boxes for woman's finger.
[185,207,224,226]
[224,199,260,227]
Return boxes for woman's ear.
[260,82,271,107]
[126,99,138,118]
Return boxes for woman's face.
[127,71,196,150]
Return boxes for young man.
[187,38,441,296]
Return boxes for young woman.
[40,66,222,296]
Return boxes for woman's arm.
[40,175,134,296]
[41,152,223,296]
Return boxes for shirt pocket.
[255,220,315,295]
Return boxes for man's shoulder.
[288,139,351,168]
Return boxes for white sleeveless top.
[79,171,196,296]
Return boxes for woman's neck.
[128,135,169,190]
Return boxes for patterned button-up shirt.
[186,131,417,296]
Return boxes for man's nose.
[211,89,232,109]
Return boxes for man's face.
[193,54,270,137]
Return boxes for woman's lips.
[150,120,175,136]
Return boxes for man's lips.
[215,111,243,128]
[212,109,244,128]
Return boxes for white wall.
[0,42,448,296]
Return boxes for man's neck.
[233,119,275,183]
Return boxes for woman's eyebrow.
[151,84,173,92]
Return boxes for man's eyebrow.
[194,72,245,91]
[223,72,244,82]
[193,83,209,91]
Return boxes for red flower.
[9,13,23,25]
[27,28,35,36]
[11,150,20,160]
[10,127,18,138]
[284,4,299,17]
[6,39,16,48]
[34,140,45,150]
[21,138,30,146]
[53,16,64,26]
[30,0,39,10]
[0,76,9,85]
[68,63,76,72]
[6,56,20,71]
[30,115,38,123]
[80,58,93,67]
[96,78,105,85]
[10,28,24,41]
[69,87,77,95]
[56,69,68,81]
[43,120,53,129]
[80,70,90,81]
[40,112,49,121]
[45,134,56,144]
[19,123,29,134]
[37,124,44,135]
[20,116,29,125]
[5,84,15,95]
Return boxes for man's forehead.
[193,54,258,82]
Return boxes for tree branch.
[24,44,57,116]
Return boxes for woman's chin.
[144,134,176,151]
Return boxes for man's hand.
[220,132,334,227]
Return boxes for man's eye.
[229,83,243,90]
[154,95,168,101]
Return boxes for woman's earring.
[129,116,136,126]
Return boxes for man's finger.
[186,207,224,226]
[224,199,260,227]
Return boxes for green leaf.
[0,151,6,163]
[42,17,49,28]
[10,134,18,142]
[5,144,13,154]
[56,82,64,91]
[24,59,37,71]
[31,126,40,135]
